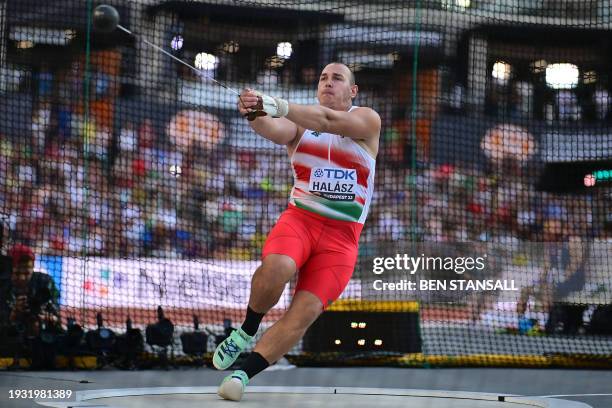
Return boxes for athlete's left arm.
[285,104,381,141]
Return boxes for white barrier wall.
[59,258,291,309]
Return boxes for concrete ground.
[1,367,611,408]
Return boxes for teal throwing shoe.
[213,328,252,370]
[218,370,249,401]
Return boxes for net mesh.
[0,0,611,368]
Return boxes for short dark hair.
[325,62,355,85]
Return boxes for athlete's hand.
[238,88,288,121]
[237,88,259,117]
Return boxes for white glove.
[251,91,289,118]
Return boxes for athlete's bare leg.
[248,254,297,313]
[253,290,323,363]
[213,254,297,371]
[217,289,321,402]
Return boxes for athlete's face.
[317,63,357,110]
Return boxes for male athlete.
[214,62,381,401]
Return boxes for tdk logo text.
[314,168,356,180]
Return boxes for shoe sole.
[218,379,244,401]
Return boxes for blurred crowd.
[0,100,294,259]
[367,154,603,247]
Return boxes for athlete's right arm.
[238,88,298,146]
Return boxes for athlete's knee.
[255,254,296,286]
[285,291,323,330]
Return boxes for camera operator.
[0,244,60,337]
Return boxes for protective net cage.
[0,0,611,369]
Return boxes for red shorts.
[262,204,363,309]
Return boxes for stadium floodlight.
[546,63,579,89]
[492,61,512,84]
[171,35,183,51]
[277,42,293,59]
[194,52,219,71]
